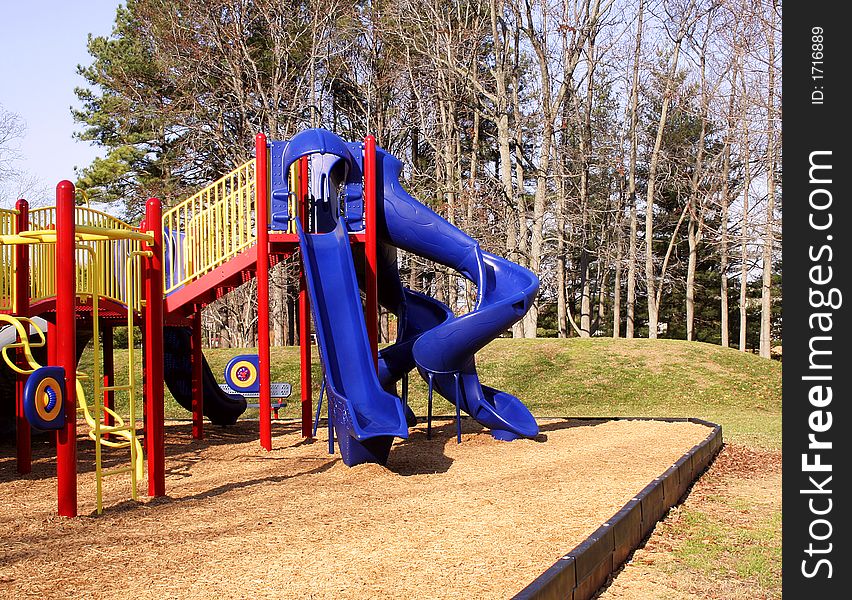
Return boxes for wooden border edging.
[512,417,723,600]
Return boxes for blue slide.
[283,129,539,466]
[296,219,409,466]
[379,149,540,441]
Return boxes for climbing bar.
[162,159,257,294]
[0,315,46,374]
[101,466,134,478]
[15,226,155,243]
[101,384,133,393]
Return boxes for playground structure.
[0,128,539,516]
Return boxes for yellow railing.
[28,207,145,312]
[163,159,258,294]
[0,209,16,311]
[162,157,302,294]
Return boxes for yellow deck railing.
[162,157,302,295]
[163,159,258,295]
[28,207,145,312]
[0,209,16,312]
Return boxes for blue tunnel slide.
[285,129,540,466]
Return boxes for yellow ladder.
[77,243,149,513]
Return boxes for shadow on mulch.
[385,417,601,476]
[0,419,304,483]
[155,457,340,510]
[1,417,604,486]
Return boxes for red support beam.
[14,199,31,474]
[256,133,273,451]
[47,321,58,365]
[143,198,165,497]
[298,156,312,438]
[55,181,77,517]
[191,304,204,440]
[102,324,115,430]
[363,135,379,369]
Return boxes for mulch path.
[1,417,712,599]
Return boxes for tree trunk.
[686,219,698,341]
[739,127,751,352]
[466,109,480,311]
[613,235,622,338]
[645,39,682,339]
[720,71,736,348]
[380,309,390,343]
[625,0,644,339]
[555,146,568,338]
[579,250,591,337]
[685,20,710,343]
[759,16,777,359]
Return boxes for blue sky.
[0,1,120,198]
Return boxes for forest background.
[1,0,782,356]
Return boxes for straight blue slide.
[296,217,409,466]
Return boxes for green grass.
[672,498,782,592]
[79,337,782,450]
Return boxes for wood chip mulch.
[1,417,711,599]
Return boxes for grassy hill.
[94,337,781,450]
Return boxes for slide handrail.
[162,159,258,294]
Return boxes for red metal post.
[143,198,165,497]
[256,133,273,450]
[102,324,115,429]
[47,321,58,364]
[363,136,379,369]
[298,156,312,438]
[55,181,77,517]
[14,199,31,474]
[191,304,204,440]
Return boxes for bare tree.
[643,0,703,339]
[0,105,25,184]
[759,0,779,358]
[625,0,645,338]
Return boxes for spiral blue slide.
[283,129,539,466]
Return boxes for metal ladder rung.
[94,423,134,434]
[102,384,132,392]
[94,437,133,449]
[101,466,134,478]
